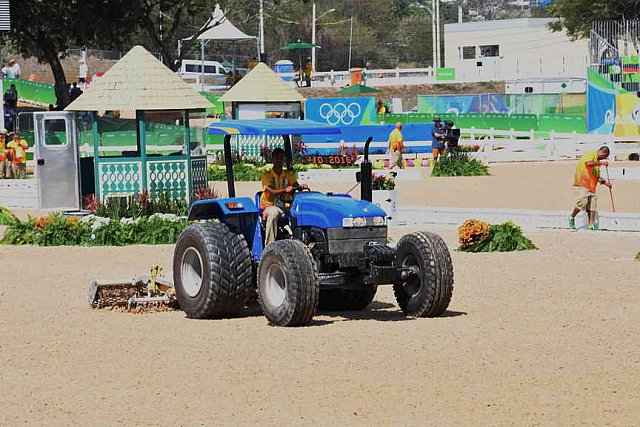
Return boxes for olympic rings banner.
[305,97,377,126]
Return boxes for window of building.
[462,46,476,60]
[479,45,500,58]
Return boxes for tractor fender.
[188,197,263,261]
[188,197,259,221]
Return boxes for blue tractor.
[173,119,453,326]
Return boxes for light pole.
[259,0,265,61]
[311,3,335,72]
[348,16,354,70]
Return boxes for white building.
[444,18,588,82]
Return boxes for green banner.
[435,68,456,81]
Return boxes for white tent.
[196,4,256,41]
[179,4,257,90]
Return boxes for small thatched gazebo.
[220,63,304,119]
[66,45,213,201]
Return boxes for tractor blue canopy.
[208,118,342,136]
[208,119,341,198]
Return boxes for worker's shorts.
[390,151,403,168]
[574,186,597,212]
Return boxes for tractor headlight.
[372,216,386,226]
[343,217,367,228]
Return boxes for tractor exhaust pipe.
[360,137,373,202]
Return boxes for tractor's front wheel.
[258,240,319,326]
[173,223,253,319]
[393,232,454,317]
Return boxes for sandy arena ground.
[227,161,640,213]
[2,161,640,425]
[1,225,640,425]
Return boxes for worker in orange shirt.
[387,122,405,169]
[303,57,313,87]
[0,131,7,178]
[7,132,29,179]
[248,57,258,70]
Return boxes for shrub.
[208,163,311,181]
[372,172,396,190]
[431,153,490,177]
[458,220,537,252]
[636,251,640,261]
[0,206,18,225]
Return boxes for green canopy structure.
[338,85,381,95]
[280,39,319,70]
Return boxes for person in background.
[225,71,234,88]
[260,148,307,246]
[9,59,20,79]
[387,122,405,169]
[1,63,8,78]
[4,84,18,110]
[3,102,16,133]
[377,100,387,114]
[431,116,446,162]
[0,130,7,178]
[233,70,242,85]
[568,146,612,230]
[248,57,258,70]
[303,57,313,87]
[78,59,88,90]
[7,132,29,179]
[69,82,83,101]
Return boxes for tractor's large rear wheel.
[393,232,453,317]
[318,284,378,311]
[173,223,253,319]
[258,239,319,326]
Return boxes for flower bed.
[458,219,536,252]
[2,212,189,246]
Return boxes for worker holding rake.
[568,146,612,231]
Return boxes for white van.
[179,60,228,85]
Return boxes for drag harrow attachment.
[88,266,178,312]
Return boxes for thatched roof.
[65,45,213,111]
[219,63,304,103]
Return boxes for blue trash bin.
[274,60,294,82]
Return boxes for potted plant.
[371,172,397,225]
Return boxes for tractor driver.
[260,148,308,246]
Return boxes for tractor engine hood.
[291,193,387,229]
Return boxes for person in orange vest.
[7,132,29,179]
[387,122,405,169]
[568,146,612,230]
[248,57,258,70]
[303,57,313,87]
[0,131,7,178]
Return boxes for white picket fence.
[460,129,640,163]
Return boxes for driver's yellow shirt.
[260,168,297,210]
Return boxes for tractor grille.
[326,227,387,254]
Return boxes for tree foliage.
[7,0,138,107]
[548,0,640,39]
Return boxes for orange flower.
[34,216,51,232]
[67,217,79,226]
[458,219,490,249]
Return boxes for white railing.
[460,128,640,163]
